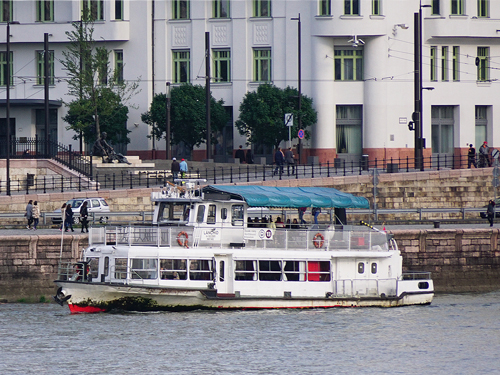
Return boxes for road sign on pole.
[298,129,304,139]
[284,113,293,127]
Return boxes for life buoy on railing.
[313,233,325,249]
[177,231,189,248]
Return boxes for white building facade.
[0,0,498,164]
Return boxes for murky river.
[1,291,499,374]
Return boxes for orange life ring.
[177,231,189,248]
[313,233,325,249]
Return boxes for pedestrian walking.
[235,145,245,163]
[80,201,89,233]
[487,199,496,227]
[32,201,40,230]
[479,141,491,167]
[467,144,477,168]
[274,147,284,175]
[298,207,307,224]
[179,158,188,178]
[312,207,321,224]
[25,200,33,229]
[285,147,295,175]
[171,157,180,181]
[245,148,254,164]
[65,204,74,232]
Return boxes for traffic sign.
[492,149,499,159]
[284,113,293,127]
[298,129,304,139]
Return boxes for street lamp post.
[165,82,171,160]
[291,13,301,164]
[5,21,19,196]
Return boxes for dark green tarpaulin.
[204,185,369,209]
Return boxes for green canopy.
[203,185,369,209]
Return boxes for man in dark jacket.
[274,147,284,175]
[468,144,477,168]
[171,157,180,181]
[487,200,496,227]
[235,145,245,163]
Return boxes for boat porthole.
[418,282,429,289]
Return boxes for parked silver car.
[52,198,110,224]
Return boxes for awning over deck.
[203,185,370,209]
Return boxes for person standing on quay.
[487,200,496,227]
[179,158,188,178]
[25,200,33,230]
[65,204,74,232]
[235,145,245,163]
[468,144,477,168]
[285,147,295,175]
[171,157,180,181]
[80,201,89,233]
[32,201,40,230]
[479,141,491,167]
[274,147,284,175]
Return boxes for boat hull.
[56,281,434,313]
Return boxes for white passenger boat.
[54,181,434,313]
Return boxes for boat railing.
[333,278,398,298]
[401,271,432,280]
[89,225,393,252]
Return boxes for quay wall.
[1,228,499,302]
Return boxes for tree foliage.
[61,11,139,144]
[141,84,229,154]
[236,84,317,149]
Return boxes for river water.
[1,291,499,375]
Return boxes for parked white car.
[52,198,110,224]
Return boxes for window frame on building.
[0,0,13,22]
[441,46,449,82]
[213,49,231,83]
[430,46,437,82]
[336,105,363,156]
[115,0,124,20]
[172,50,190,83]
[431,0,440,15]
[452,46,460,81]
[477,46,489,82]
[344,0,360,15]
[334,48,363,81]
[97,48,108,85]
[36,0,53,22]
[82,0,104,21]
[0,51,13,86]
[450,0,464,15]
[477,0,489,17]
[36,50,55,85]
[213,0,230,18]
[114,50,123,83]
[431,105,454,155]
[253,0,271,17]
[172,0,190,19]
[475,106,488,149]
[372,0,381,15]
[253,48,272,82]
[319,0,331,16]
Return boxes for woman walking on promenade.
[65,204,74,232]
[25,200,33,229]
[32,201,40,230]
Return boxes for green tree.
[141,84,229,155]
[236,84,317,149]
[61,11,139,145]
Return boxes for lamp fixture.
[392,23,409,36]
[348,35,365,47]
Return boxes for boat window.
[235,260,256,280]
[358,262,365,274]
[131,259,158,280]
[207,204,216,224]
[189,259,213,280]
[114,258,127,279]
[231,205,244,226]
[371,262,377,274]
[284,261,306,281]
[259,260,282,281]
[183,205,190,221]
[307,261,331,282]
[160,259,187,280]
[87,257,99,279]
[221,208,227,220]
[197,205,206,223]
[219,261,225,282]
[104,256,109,276]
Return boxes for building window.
[172,0,189,19]
[478,0,489,17]
[115,0,124,20]
[372,0,381,15]
[0,51,13,86]
[97,48,108,85]
[36,0,53,22]
[253,48,271,82]
[172,50,190,83]
[336,105,362,155]
[477,47,489,81]
[253,0,270,17]
[319,0,331,16]
[1,1,13,22]
[344,0,359,15]
[114,50,123,83]
[36,50,54,85]
[431,106,454,155]
[475,106,487,150]
[431,0,440,14]
[334,48,363,81]
[213,0,229,18]
[441,46,448,81]
[452,46,460,81]
[430,46,437,82]
[213,49,230,83]
[82,0,104,20]
[451,0,464,15]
